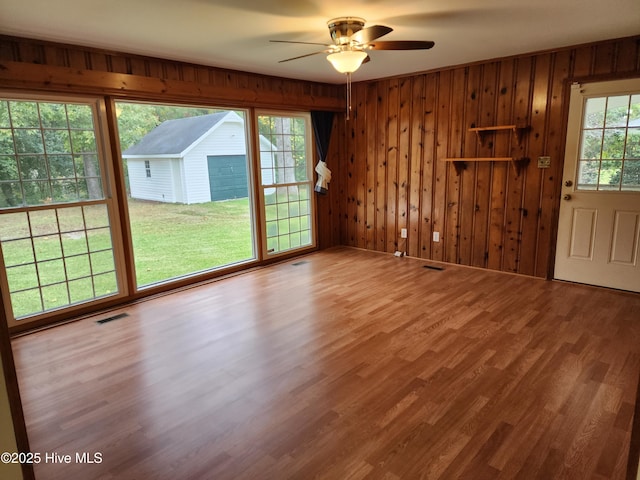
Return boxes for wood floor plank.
[10,247,640,480]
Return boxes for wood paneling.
[340,35,640,277]
[0,59,342,111]
[0,35,345,253]
[1,34,639,272]
[0,35,343,111]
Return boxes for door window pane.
[622,160,640,191]
[577,93,640,191]
[584,97,606,128]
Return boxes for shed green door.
[207,155,248,201]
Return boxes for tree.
[115,103,220,150]
[258,114,307,185]
[0,106,19,206]
[580,95,640,189]
[0,100,110,205]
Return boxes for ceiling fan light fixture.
[326,50,368,74]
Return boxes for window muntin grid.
[577,93,640,191]
[264,185,312,252]
[258,114,314,255]
[1,204,117,319]
[0,100,103,208]
[0,97,119,322]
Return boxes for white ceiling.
[1,0,639,85]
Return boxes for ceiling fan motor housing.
[328,17,365,45]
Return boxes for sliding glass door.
[0,94,125,327]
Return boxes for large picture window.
[116,102,256,288]
[1,96,316,329]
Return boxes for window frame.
[0,91,321,332]
[114,100,260,290]
[0,91,128,329]
[254,110,317,259]
[571,80,640,192]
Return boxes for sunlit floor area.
[12,247,640,479]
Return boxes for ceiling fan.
[272,17,435,70]
[271,17,435,118]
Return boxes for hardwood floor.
[11,247,640,479]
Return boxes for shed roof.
[122,111,236,156]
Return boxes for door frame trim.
[552,76,640,288]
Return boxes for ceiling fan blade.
[351,25,393,44]
[362,55,371,64]
[278,50,329,63]
[367,40,435,50]
[270,40,330,47]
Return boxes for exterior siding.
[128,158,175,203]
[172,159,185,203]
[183,117,248,204]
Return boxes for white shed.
[122,111,273,204]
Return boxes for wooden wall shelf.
[469,125,527,146]
[444,157,529,176]
[443,124,530,176]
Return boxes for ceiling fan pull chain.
[346,72,352,120]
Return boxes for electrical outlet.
[538,156,551,168]
[433,231,440,242]
[401,228,407,238]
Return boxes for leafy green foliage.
[579,94,640,190]
[115,103,223,150]
[0,100,103,206]
[258,115,308,184]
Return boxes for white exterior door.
[555,79,640,293]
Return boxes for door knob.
[565,180,573,187]
[563,194,572,201]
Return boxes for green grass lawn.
[128,197,254,286]
[1,198,254,318]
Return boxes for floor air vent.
[292,261,309,266]
[96,313,129,325]
[423,265,445,271]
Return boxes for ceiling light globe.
[327,50,368,74]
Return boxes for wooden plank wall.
[1,35,640,273]
[337,36,640,278]
[0,35,344,250]
[0,35,341,107]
